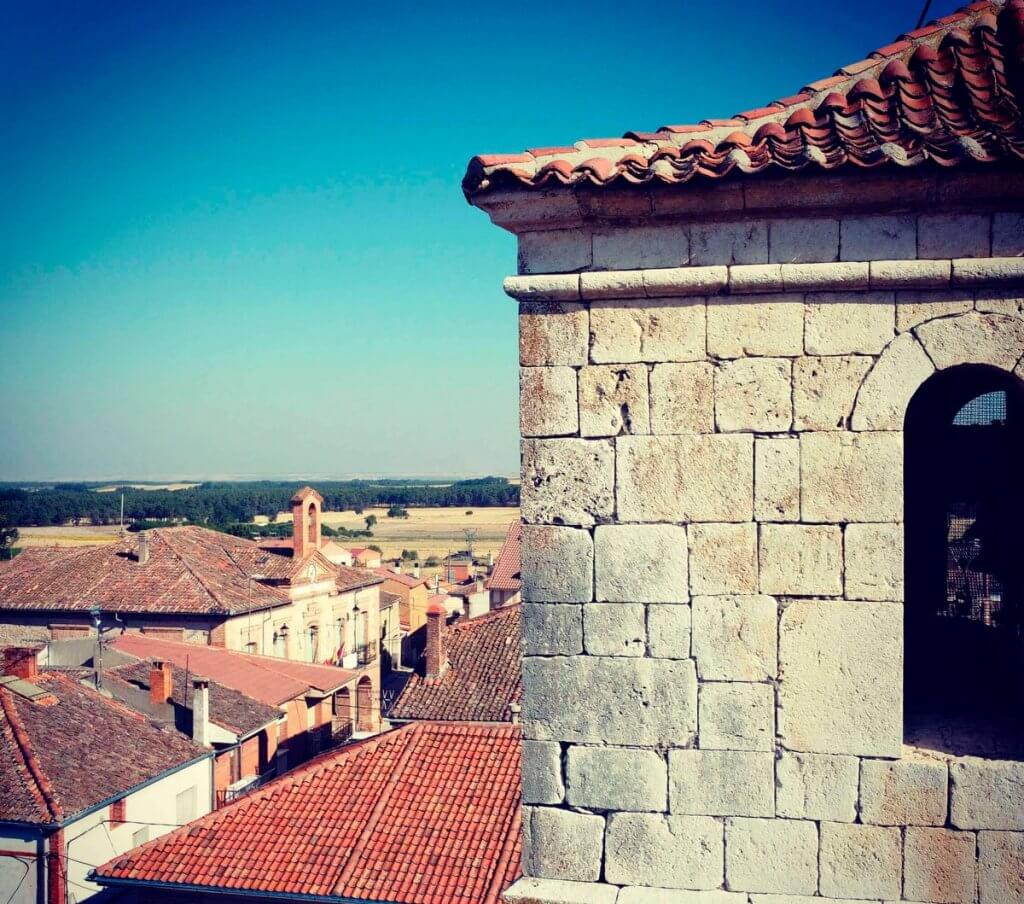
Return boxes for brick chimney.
[150,660,172,705]
[2,647,39,680]
[137,533,150,565]
[192,677,210,747]
[425,602,448,681]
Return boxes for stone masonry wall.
[509,207,1024,904]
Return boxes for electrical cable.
[916,0,933,30]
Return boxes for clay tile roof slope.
[464,1,1024,196]
[95,721,522,904]
[390,605,521,722]
[0,527,289,616]
[379,590,401,609]
[486,521,521,593]
[374,567,428,588]
[0,673,206,825]
[336,564,385,592]
[289,486,324,504]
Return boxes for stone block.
[975,289,1024,319]
[617,434,753,523]
[951,759,1024,830]
[689,523,758,596]
[748,898,875,904]
[647,604,691,659]
[643,266,728,298]
[860,756,948,826]
[770,217,840,263]
[730,263,784,293]
[522,603,583,656]
[782,261,869,291]
[524,806,604,882]
[590,299,706,364]
[872,259,951,290]
[503,877,618,904]
[649,362,715,434]
[800,431,903,523]
[979,831,1024,904]
[916,311,1024,373]
[583,603,645,657]
[759,524,842,597]
[793,355,873,431]
[521,525,593,603]
[520,302,589,366]
[778,600,902,757]
[952,257,1024,287]
[692,595,777,681]
[698,681,773,751]
[521,367,579,437]
[844,523,903,602]
[566,745,667,812]
[521,438,614,527]
[805,291,896,355]
[754,437,800,522]
[619,889,747,904]
[522,656,697,746]
[605,813,723,890]
[593,225,689,270]
[691,220,768,265]
[706,293,804,358]
[522,740,565,805]
[819,822,902,900]
[895,289,973,331]
[776,751,859,822]
[519,229,592,275]
[904,827,978,904]
[580,269,646,300]
[505,273,582,302]
[578,365,650,437]
[594,524,688,603]
[918,213,990,259]
[669,749,774,817]
[993,212,1024,257]
[715,357,792,432]
[841,214,917,260]
[725,817,818,895]
[851,332,934,431]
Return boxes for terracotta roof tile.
[486,521,521,593]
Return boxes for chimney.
[425,602,448,681]
[462,596,471,620]
[392,561,402,575]
[510,702,521,725]
[412,564,420,579]
[432,573,440,591]
[2,647,39,680]
[487,551,494,569]
[475,577,484,593]
[149,660,172,705]
[192,677,210,747]
[138,533,150,565]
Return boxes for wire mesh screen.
[952,390,1007,426]
[944,503,1005,626]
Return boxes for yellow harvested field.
[17,525,125,547]
[94,483,199,492]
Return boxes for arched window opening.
[307,625,318,663]
[905,365,1024,757]
[307,502,318,545]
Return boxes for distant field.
[17,525,125,547]
[94,483,200,493]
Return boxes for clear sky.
[0,0,964,481]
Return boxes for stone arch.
[355,676,374,733]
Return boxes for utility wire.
[916,0,933,30]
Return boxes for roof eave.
[91,875,378,904]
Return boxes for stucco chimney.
[412,564,420,578]
[2,647,39,680]
[424,602,448,681]
[192,677,211,747]
[392,561,402,574]
[137,533,150,565]
[150,660,172,705]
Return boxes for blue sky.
[0,0,964,480]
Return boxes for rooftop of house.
[390,604,521,722]
[379,590,401,610]
[373,567,427,589]
[0,671,207,826]
[463,0,1024,197]
[486,521,522,593]
[94,721,522,904]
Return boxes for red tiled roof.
[464,2,1024,196]
[335,564,385,593]
[95,721,522,904]
[111,635,358,706]
[374,566,428,588]
[289,486,324,504]
[0,673,206,825]
[390,605,521,722]
[379,590,401,610]
[486,521,521,593]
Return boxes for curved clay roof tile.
[848,78,887,101]
[815,92,849,115]
[942,27,975,46]
[678,138,717,155]
[910,43,941,66]
[752,121,788,142]
[720,130,754,148]
[879,59,914,84]
[784,107,818,129]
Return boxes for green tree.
[368,544,383,554]
[0,516,20,560]
[365,514,377,531]
[386,505,409,519]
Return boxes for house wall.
[502,171,1024,903]
[0,832,39,904]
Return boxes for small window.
[307,625,318,663]
[109,798,126,825]
[131,827,149,847]
[244,641,257,655]
[175,786,197,824]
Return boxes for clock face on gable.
[307,564,317,583]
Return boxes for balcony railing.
[215,769,276,808]
[355,642,377,667]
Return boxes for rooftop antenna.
[119,492,125,536]
[90,606,103,689]
[915,0,932,30]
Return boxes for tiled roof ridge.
[155,529,241,615]
[451,600,520,633]
[0,684,61,821]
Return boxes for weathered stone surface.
[524,806,604,882]
[522,438,614,527]
[979,831,1024,904]
[904,827,977,904]
[593,225,689,270]
[776,751,859,822]
[692,595,777,681]
[952,257,1024,287]
[522,603,583,656]
[617,435,754,523]
[505,274,582,302]
[566,745,666,812]
[522,525,593,603]
[698,681,773,751]
[583,603,645,657]
[647,604,691,659]
[748,898,875,904]
[818,822,902,900]
[778,600,902,757]
[520,302,589,366]
[522,656,697,746]
[993,212,1024,256]
[759,524,842,597]
[754,437,800,522]
[841,214,916,260]
[729,264,784,294]
[975,289,1024,319]
[770,217,839,263]
[590,299,706,364]
[873,259,952,291]
[800,431,903,523]
[689,523,758,596]
[649,362,715,434]
[578,365,650,437]
[915,311,1024,372]
[595,524,688,603]
[691,220,768,265]
[895,289,973,331]
[643,266,728,298]
[605,813,723,890]
[706,293,803,358]
[951,759,1024,830]
[782,261,869,291]
[619,888,747,904]
[805,291,896,355]
[503,877,618,904]
[519,229,593,275]
[918,213,990,259]
[670,749,774,817]
[844,522,903,602]
[725,817,818,895]
[851,332,934,431]
[521,367,579,437]
[860,756,948,826]
[522,740,565,805]
[580,269,646,300]
[793,355,873,431]
[715,358,792,432]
